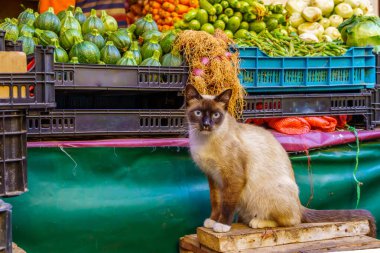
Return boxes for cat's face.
[185,85,232,134]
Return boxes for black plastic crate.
[27,109,187,137]
[54,63,189,91]
[0,30,55,109]
[376,53,380,85]
[0,110,27,197]
[0,200,12,253]
[243,92,373,129]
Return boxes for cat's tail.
[301,207,376,238]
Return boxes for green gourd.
[161,51,183,67]
[82,9,105,35]
[101,10,118,32]
[74,7,87,25]
[83,29,105,50]
[134,14,158,36]
[18,8,36,25]
[159,31,177,54]
[57,5,75,20]
[140,50,161,66]
[35,29,58,46]
[0,18,19,41]
[141,30,161,43]
[69,56,79,64]
[108,30,131,52]
[127,41,142,65]
[51,38,69,63]
[69,37,100,64]
[18,32,35,55]
[60,28,82,50]
[34,7,61,34]
[141,35,162,60]
[60,11,81,35]
[100,41,121,64]
[18,20,35,36]
[117,51,137,66]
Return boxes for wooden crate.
[180,221,380,253]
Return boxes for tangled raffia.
[173,29,246,119]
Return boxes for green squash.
[141,35,162,60]
[18,19,35,36]
[117,51,137,66]
[60,11,81,35]
[51,38,69,63]
[33,37,39,45]
[74,7,86,25]
[57,5,75,20]
[161,51,183,67]
[127,41,142,65]
[69,56,79,64]
[18,31,35,55]
[135,14,158,36]
[108,30,131,52]
[159,31,177,54]
[11,18,19,25]
[141,30,161,43]
[101,10,118,33]
[34,7,61,34]
[69,37,100,64]
[98,60,106,65]
[18,8,36,25]
[82,9,105,35]
[141,50,161,66]
[60,28,82,50]
[100,41,121,64]
[83,29,105,50]
[35,29,58,46]
[0,18,19,41]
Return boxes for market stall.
[0,0,379,252]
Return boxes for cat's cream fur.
[186,84,376,235]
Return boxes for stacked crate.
[0,31,55,252]
[238,47,375,129]
[372,54,380,128]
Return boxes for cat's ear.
[214,88,232,109]
[185,85,202,105]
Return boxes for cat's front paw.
[213,222,231,233]
[249,218,278,229]
[204,218,216,228]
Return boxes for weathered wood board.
[196,221,372,252]
[180,233,380,253]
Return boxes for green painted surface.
[5,141,380,253]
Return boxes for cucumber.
[213,20,225,30]
[239,21,249,30]
[226,16,240,33]
[243,12,256,22]
[189,20,201,30]
[214,4,223,15]
[224,8,234,17]
[184,9,198,22]
[201,23,215,34]
[249,20,266,33]
[233,12,243,22]
[209,15,217,23]
[220,0,229,9]
[238,2,250,13]
[227,0,240,8]
[200,0,217,15]
[218,14,229,24]
[234,29,249,39]
[196,9,209,25]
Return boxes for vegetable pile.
[141,0,199,31]
[174,0,286,39]
[1,7,183,66]
[286,0,374,42]
[126,0,145,24]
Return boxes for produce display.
[0,7,182,66]
[126,0,144,24]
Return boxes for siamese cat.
[185,84,376,236]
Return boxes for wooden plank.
[197,221,371,252]
[181,235,380,253]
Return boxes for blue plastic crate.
[238,47,375,93]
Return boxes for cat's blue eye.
[194,110,202,116]
[213,112,220,118]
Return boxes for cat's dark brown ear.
[214,89,232,110]
[185,85,202,105]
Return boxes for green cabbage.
[338,15,380,47]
